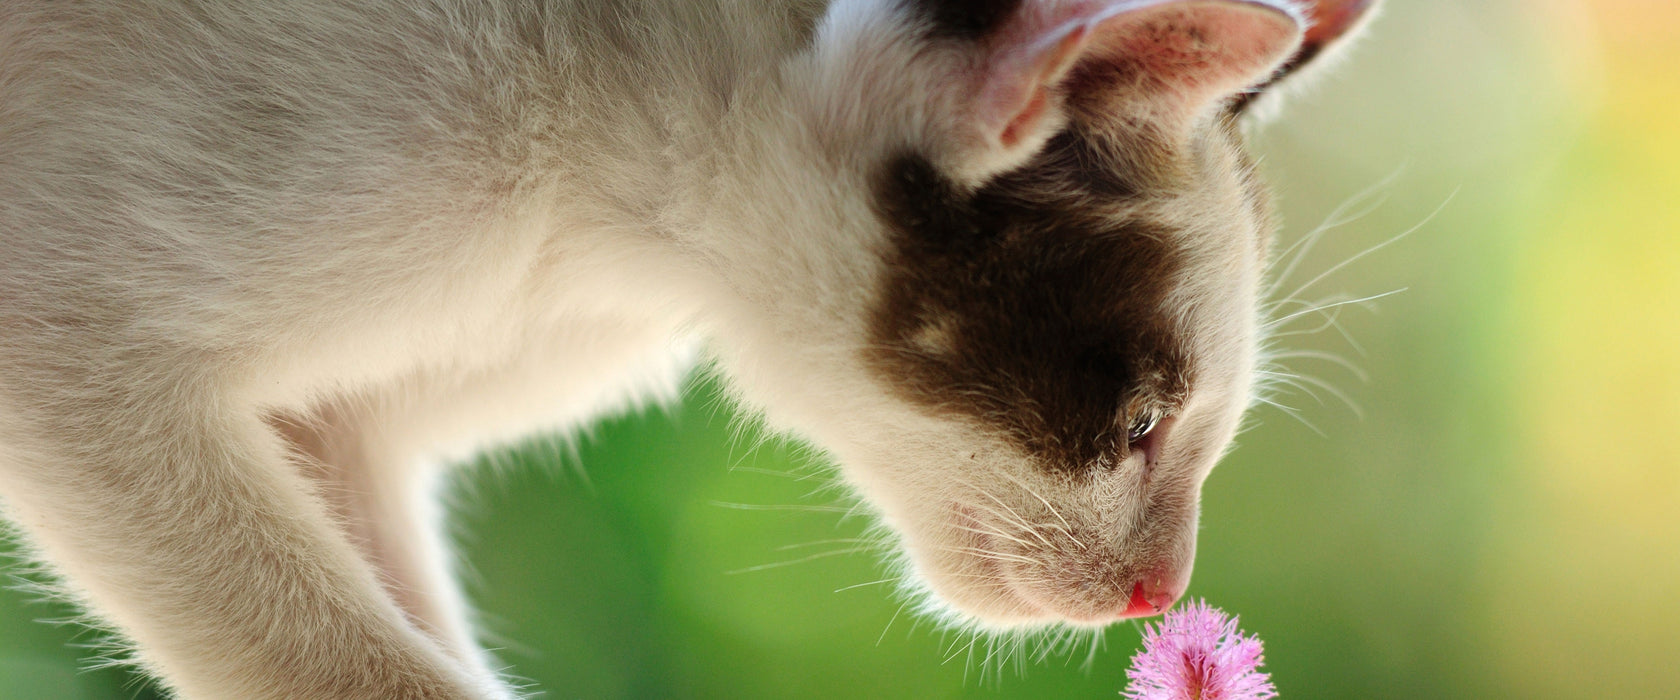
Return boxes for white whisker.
[774,538,875,551]
[1264,349,1370,382]
[992,469,1085,550]
[708,501,852,513]
[1265,288,1408,329]
[951,478,1059,550]
[1267,165,1407,298]
[1275,188,1455,305]
[834,577,899,593]
[724,547,872,574]
[948,523,1036,549]
[876,601,908,646]
[1251,396,1327,437]
[1272,369,1365,418]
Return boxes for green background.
[4,0,1677,697]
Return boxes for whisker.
[1275,187,1455,305]
[954,497,1037,536]
[951,479,1059,551]
[1082,628,1106,671]
[724,547,872,574]
[836,499,874,524]
[1265,304,1350,339]
[725,543,880,574]
[1268,305,1372,358]
[934,546,1038,565]
[1256,370,1326,406]
[1327,311,1372,356]
[943,632,979,667]
[773,538,874,551]
[979,636,1010,680]
[1252,396,1327,437]
[1264,349,1370,382]
[876,601,909,646]
[1267,165,1406,297]
[724,464,827,482]
[948,523,1037,549]
[834,577,899,593]
[991,470,1085,550]
[708,501,851,513]
[1265,288,1408,329]
[1272,370,1365,418]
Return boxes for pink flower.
[1122,600,1278,700]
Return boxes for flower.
[1122,600,1278,700]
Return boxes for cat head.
[708,0,1377,629]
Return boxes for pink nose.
[1121,579,1181,618]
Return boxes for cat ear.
[963,0,1306,155]
[1235,0,1382,117]
[1289,0,1380,77]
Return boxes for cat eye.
[1127,412,1162,444]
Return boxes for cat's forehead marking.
[865,131,1195,470]
[910,0,1026,39]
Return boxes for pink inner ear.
[995,23,1093,150]
[1304,0,1378,48]
[1074,2,1303,116]
[999,90,1050,150]
[980,1,1303,148]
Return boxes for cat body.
[0,1,1374,697]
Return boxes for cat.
[0,0,1375,697]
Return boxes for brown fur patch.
[866,129,1194,471]
[904,0,1024,40]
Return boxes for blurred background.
[2,0,1676,697]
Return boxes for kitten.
[0,0,1375,697]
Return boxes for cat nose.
[1121,578,1182,618]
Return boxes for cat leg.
[272,410,497,685]
[0,362,511,700]
[275,320,690,688]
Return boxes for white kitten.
[0,0,1375,697]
